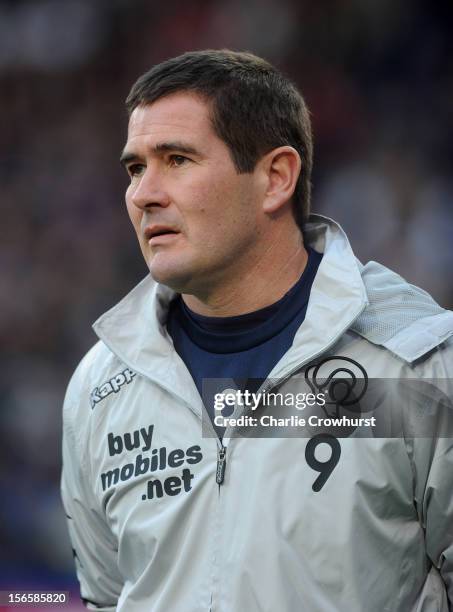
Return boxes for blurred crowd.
[1,0,452,599]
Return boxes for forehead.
[126,92,215,146]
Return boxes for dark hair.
[126,49,313,228]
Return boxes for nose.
[129,165,171,210]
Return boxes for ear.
[260,146,301,214]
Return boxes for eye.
[127,163,145,178]
[169,155,189,167]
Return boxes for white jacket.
[61,215,453,611]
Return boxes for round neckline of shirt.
[171,247,321,353]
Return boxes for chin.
[148,260,194,293]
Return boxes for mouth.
[144,225,180,245]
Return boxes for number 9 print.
[305,434,341,492]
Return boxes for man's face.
[122,92,265,297]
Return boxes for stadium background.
[1,0,452,609]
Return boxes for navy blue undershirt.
[167,247,322,436]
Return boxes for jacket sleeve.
[417,436,453,608]
[408,379,453,608]
[61,376,123,611]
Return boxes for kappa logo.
[90,368,136,409]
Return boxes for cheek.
[125,197,141,233]
[185,181,236,227]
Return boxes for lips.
[144,225,180,246]
[144,225,179,240]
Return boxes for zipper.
[211,441,227,611]
[216,445,227,485]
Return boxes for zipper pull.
[216,446,227,485]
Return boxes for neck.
[182,227,308,317]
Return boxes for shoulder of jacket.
[63,340,131,417]
[350,260,453,365]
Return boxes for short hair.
[126,49,313,229]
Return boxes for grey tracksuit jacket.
[61,215,453,611]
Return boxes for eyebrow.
[120,141,201,167]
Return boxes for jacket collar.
[266,214,368,378]
[93,215,368,391]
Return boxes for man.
[61,50,453,611]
